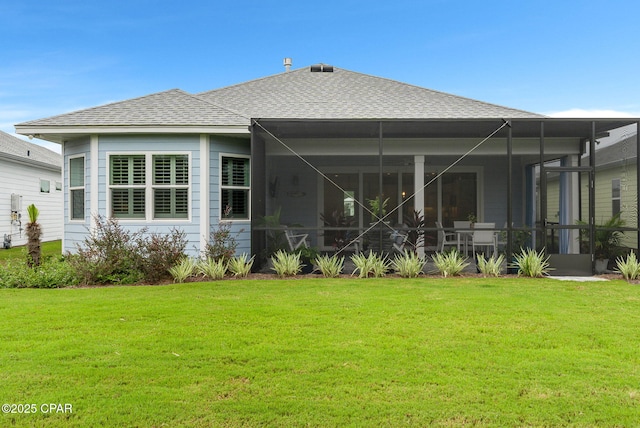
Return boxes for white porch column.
[199,134,210,255]
[414,155,425,257]
[89,135,99,234]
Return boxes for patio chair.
[284,227,309,251]
[390,225,409,253]
[453,220,472,254]
[435,221,457,252]
[471,223,497,258]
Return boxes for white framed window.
[612,178,621,216]
[220,154,250,220]
[40,179,50,193]
[108,153,190,221]
[69,156,85,221]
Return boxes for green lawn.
[1,277,639,427]
[0,240,62,264]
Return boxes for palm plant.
[26,204,41,267]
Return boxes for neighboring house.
[583,129,638,249]
[0,131,62,248]
[14,63,640,274]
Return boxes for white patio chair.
[284,227,309,251]
[390,226,409,254]
[453,220,472,255]
[435,221,457,252]
[471,223,497,258]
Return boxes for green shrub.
[197,258,227,280]
[315,254,344,278]
[169,258,197,283]
[271,250,302,277]
[431,249,469,277]
[69,215,187,285]
[476,253,505,277]
[204,220,241,262]
[351,252,390,278]
[512,248,551,278]
[68,215,144,285]
[392,251,425,278]
[227,254,255,278]
[615,251,640,281]
[0,257,79,288]
[137,228,188,283]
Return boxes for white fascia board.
[15,125,250,137]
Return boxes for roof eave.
[14,125,251,143]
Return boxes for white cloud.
[547,108,640,118]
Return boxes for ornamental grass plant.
[168,258,197,283]
[615,251,640,281]
[392,251,425,278]
[271,250,303,277]
[350,251,390,278]
[196,258,227,280]
[431,249,469,277]
[314,254,344,278]
[512,248,551,278]
[227,254,255,278]
[476,252,505,277]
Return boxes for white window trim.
[612,177,621,215]
[106,152,192,223]
[219,153,251,222]
[68,154,86,222]
[40,179,51,194]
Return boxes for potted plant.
[579,213,626,273]
[367,196,389,223]
[320,210,357,251]
[403,209,425,254]
[466,212,477,227]
[295,246,320,274]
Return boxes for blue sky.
[2,0,640,153]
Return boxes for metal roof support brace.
[637,120,640,253]
[507,122,513,265]
[589,121,597,267]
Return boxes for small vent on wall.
[310,64,334,73]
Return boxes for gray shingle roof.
[198,66,543,120]
[592,132,637,167]
[17,65,543,130]
[0,130,61,168]
[18,89,249,127]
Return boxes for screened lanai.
[250,118,640,275]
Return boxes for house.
[583,128,637,249]
[14,63,640,274]
[0,131,62,248]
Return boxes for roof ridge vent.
[310,63,334,73]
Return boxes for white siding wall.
[63,138,91,253]
[0,157,62,247]
[210,136,251,256]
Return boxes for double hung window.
[69,156,85,220]
[221,156,250,219]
